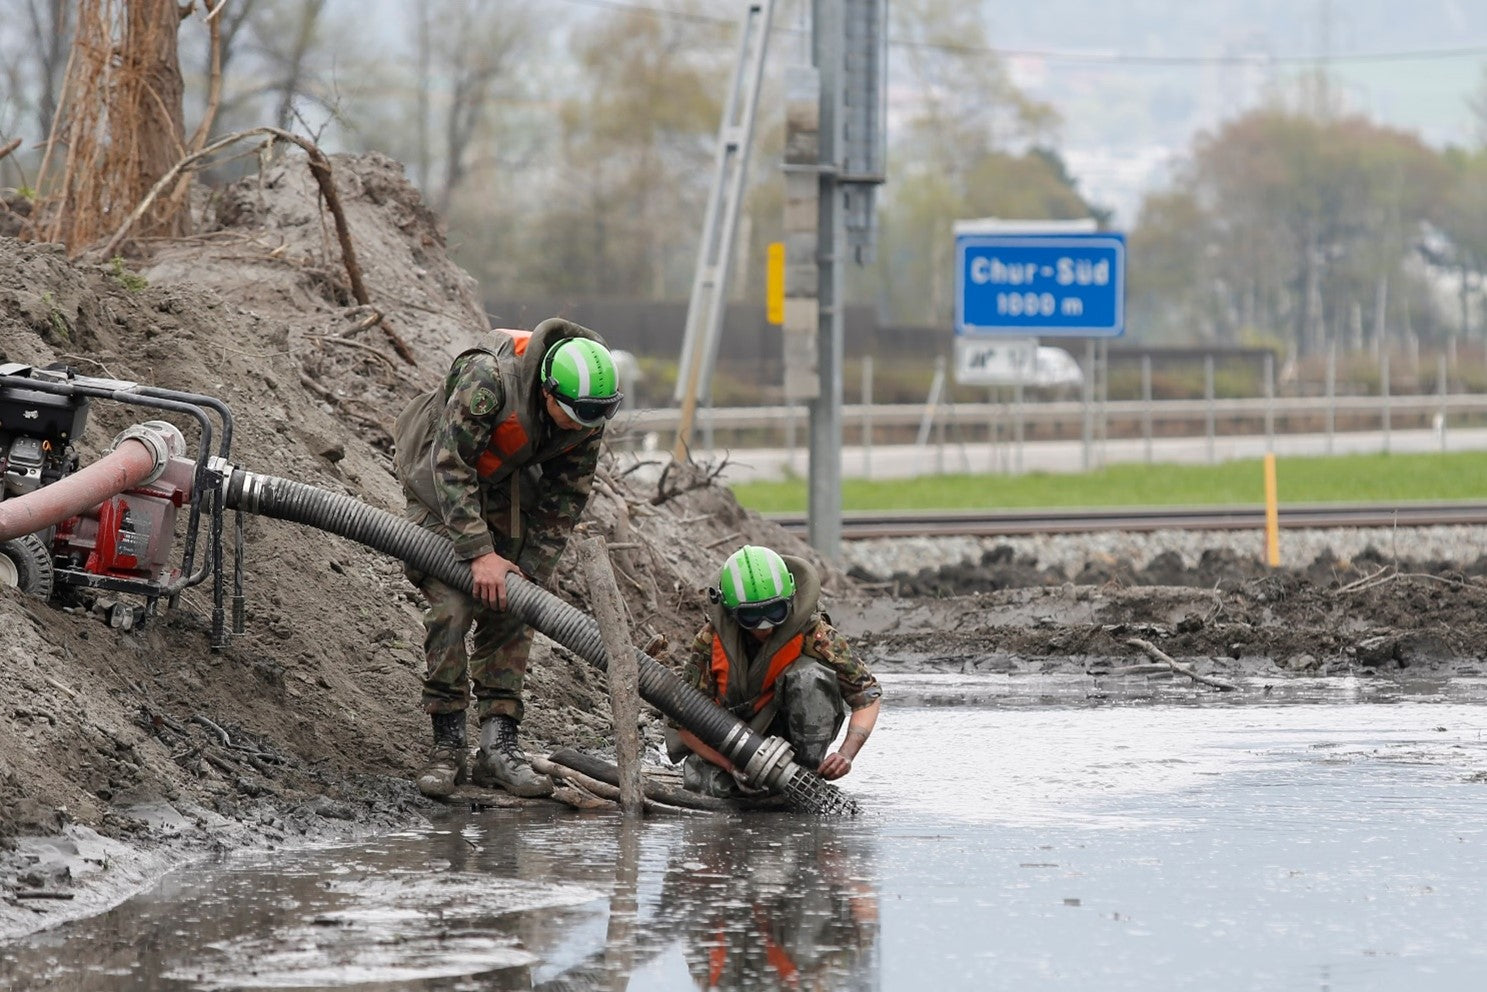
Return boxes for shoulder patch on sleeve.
[469,387,498,417]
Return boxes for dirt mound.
[874,540,1487,598]
[836,542,1487,682]
[0,153,851,935]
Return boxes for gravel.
[840,525,1487,579]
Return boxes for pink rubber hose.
[0,437,157,541]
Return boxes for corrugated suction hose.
[223,470,859,816]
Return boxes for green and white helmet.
[717,546,795,608]
[716,546,795,629]
[542,338,623,425]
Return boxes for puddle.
[4,678,1487,990]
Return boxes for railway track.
[768,502,1487,540]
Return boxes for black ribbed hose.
[222,470,858,816]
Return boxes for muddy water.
[5,676,1487,991]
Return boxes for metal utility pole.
[803,0,886,558]
[672,1,776,461]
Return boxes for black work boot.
[416,711,468,799]
[473,715,554,798]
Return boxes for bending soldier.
[669,545,882,798]
[393,318,622,799]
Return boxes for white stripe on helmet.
[765,550,787,597]
[726,556,747,603]
[570,342,592,397]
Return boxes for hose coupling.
[219,465,269,514]
[740,735,798,792]
[109,421,187,487]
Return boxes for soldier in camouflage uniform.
[666,545,882,798]
[392,317,623,799]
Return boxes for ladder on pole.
[672,0,775,460]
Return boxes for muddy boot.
[472,715,553,798]
[416,711,468,799]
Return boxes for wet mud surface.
[841,546,1487,680]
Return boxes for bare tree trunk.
[39,0,189,253]
[273,0,325,130]
[415,6,432,191]
[118,1,188,239]
[26,0,75,140]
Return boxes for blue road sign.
[955,232,1126,337]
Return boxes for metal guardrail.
[617,394,1487,434]
[768,502,1487,539]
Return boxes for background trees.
[1,0,1485,359]
[1129,109,1456,353]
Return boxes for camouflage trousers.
[411,571,532,722]
[402,501,531,723]
[683,659,847,797]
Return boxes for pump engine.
[0,363,238,638]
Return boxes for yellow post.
[1263,453,1281,567]
[766,241,785,326]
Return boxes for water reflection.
[646,817,878,991]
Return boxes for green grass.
[728,450,1487,514]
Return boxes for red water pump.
[0,363,241,642]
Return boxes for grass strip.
[728,450,1487,514]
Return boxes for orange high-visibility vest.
[472,329,534,479]
[711,633,804,715]
[503,329,532,355]
[474,413,529,478]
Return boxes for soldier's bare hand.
[470,552,523,611]
[817,751,854,780]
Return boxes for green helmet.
[543,338,620,400]
[717,546,795,609]
[542,337,623,425]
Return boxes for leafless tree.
[24,0,76,141]
[421,0,534,216]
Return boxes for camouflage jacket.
[677,555,882,714]
[678,614,882,714]
[392,318,605,579]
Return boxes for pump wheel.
[0,533,55,600]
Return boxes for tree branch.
[1126,638,1238,691]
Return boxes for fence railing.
[617,393,1487,445]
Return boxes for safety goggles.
[731,597,792,630]
[552,391,623,427]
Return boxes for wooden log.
[531,756,700,817]
[548,748,789,812]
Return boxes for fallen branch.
[310,334,399,374]
[1126,638,1238,691]
[1333,565,1393,595]
[531,756,703,816]
[1334,569,1468,596]
[546,749,724,810]
[652,457,729,506]
[43,674,78,699]
[331,308,385,338]
[191,714,232,746]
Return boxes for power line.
[545,0,1487,67]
